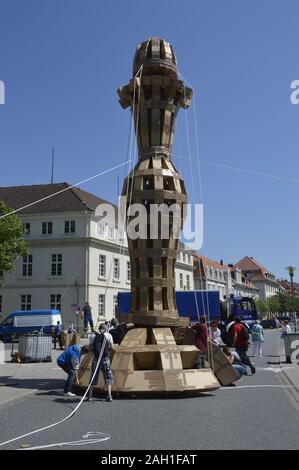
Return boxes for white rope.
[20,432,110,450]
[173,155,299,185]
[0,161,131,219]
[127,65,143,222]
[94,64,143,329]
[179,74,214,368]
[0,331,110,449]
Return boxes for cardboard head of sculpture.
[133,37,177,77]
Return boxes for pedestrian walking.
[281,319,291,335]
[231,316,256,374]
[251,319,264,357]
[88,323,114,402]
[57,344,89,397]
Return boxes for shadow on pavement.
[0,376,64,391]
[267,361,290,365]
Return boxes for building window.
[113,258,120,279]
[99,254,106,277]
[108,226,114,240]
[50,294,61,311]
[179,273,183,289]
[0,295,2,313]
[98,294,105,316]
[23,223,30,235]
[113,294,118,315]
[209,268,213,278]
[51,254,62,276]
[176,251,180,261]
[21,294,31,311]
[127,261,131,282]
[42,221,53,235]
[97,223,105,237]
[22,255,33,276]
[188,254,191,264]
[186,275,190,290]
[183,252,186,263]
[64,220,76,234]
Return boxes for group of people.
[56,302,293,395]
[56,317,134,400]
[52,321,77,349]
[191,315,266,380]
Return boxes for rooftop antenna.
[51,148,54,184]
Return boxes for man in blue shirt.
[53,321,62,350]
[57,344,89,397]
[81,302,94,334]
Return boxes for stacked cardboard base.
[78,327,221,395]
[182,328,240,386]
[60,332,80,349]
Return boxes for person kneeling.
[223,347,248,379]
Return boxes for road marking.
[219,384,294,390]
[258,367,292,373]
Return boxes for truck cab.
[220,295,258,327]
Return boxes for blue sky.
[0,0,298,279]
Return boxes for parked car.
[0,310,61,343]
[260,319,277,329]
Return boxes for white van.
[0,310,62,342]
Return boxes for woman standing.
[209,320,222,346]
[251,319,264,357]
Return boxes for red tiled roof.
[235,256,279,284]
[0,183,114,215]
[193,254,229,270]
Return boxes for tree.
[0,201,28,274]
[255,299,268,318]
[267,295,280,314]
[286,266,296,293]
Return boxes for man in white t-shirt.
[281,320,291,335]
[88,323,114,402]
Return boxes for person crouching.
[57,344,89,397]
[223,347,248,378]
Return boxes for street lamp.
[285,266,297,330]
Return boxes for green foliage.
[0,201,28,273]
[255,294,299,317]
[255,298,268,317]
[267,295,280,314]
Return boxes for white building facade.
[193,255,232,300]
[0,183,194,329]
